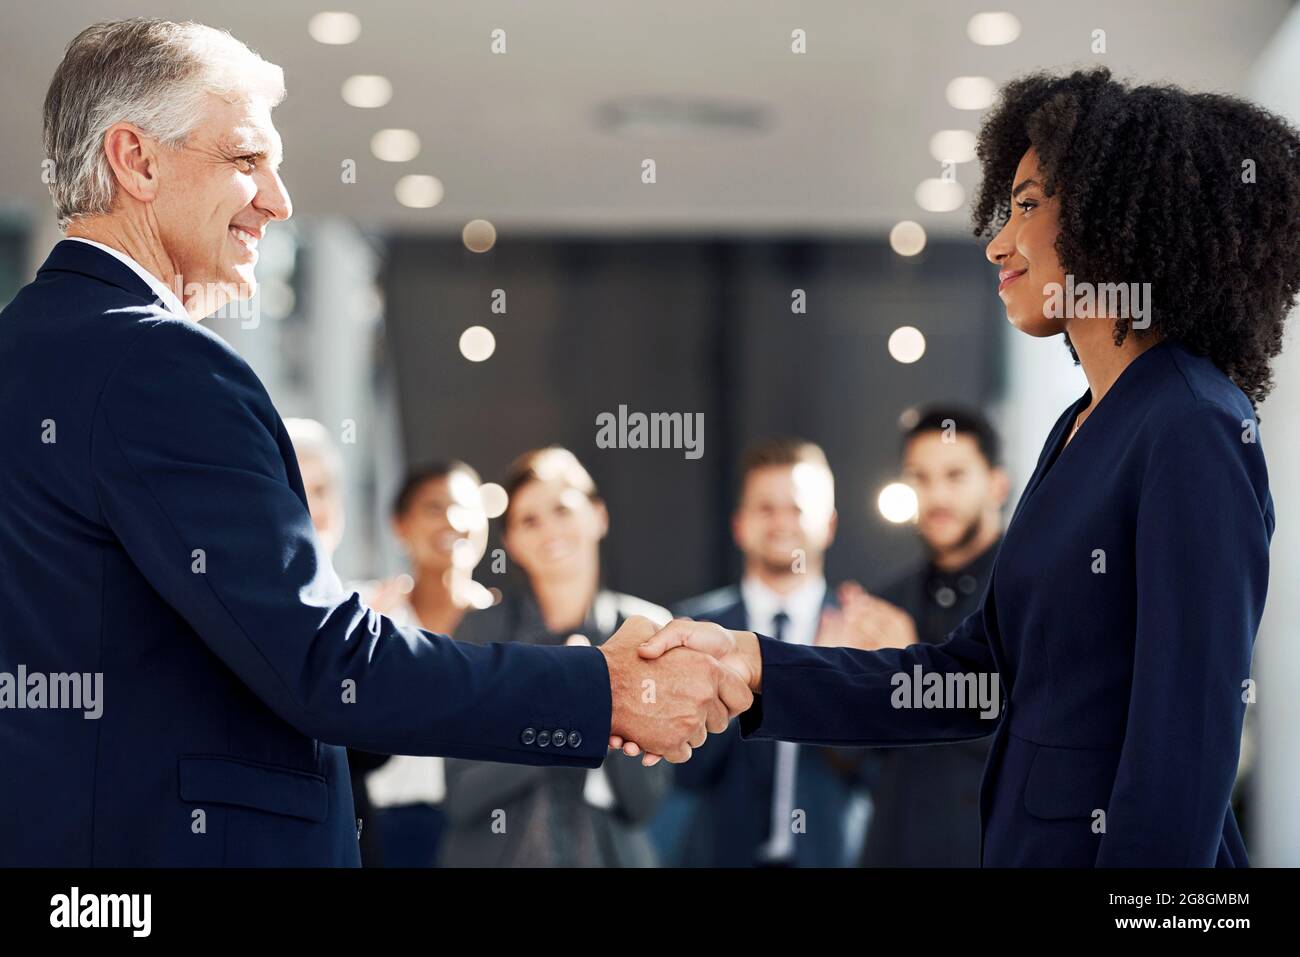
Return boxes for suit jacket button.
[553,728,565,745]
[567,731,582,748]
[537,730,552,747]
[521,728,537,746]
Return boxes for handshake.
[596,616,762,766]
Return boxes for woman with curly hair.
[629,67,1300,866]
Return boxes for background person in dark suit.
[0,18,750,867]
[853,405,1007,867]
[441,448,671,867]
[668,438,866,867]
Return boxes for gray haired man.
[0,18,750,866]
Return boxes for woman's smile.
[998,268,1027,294]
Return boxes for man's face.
[902,432,1005,554]
[150,92,291,308]
[732,464,836,575]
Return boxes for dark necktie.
[765,609,796,863]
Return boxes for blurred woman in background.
[440,446,671,867]
[362,461,493,867]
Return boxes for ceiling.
[0,0,1291,238]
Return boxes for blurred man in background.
[284,418,390,866]
[669,438,865,867]
[852,405,1007,867]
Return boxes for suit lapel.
[37,240,159,304]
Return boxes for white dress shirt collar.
[741,573,827,864]
[64,237,190,321]
[739,574,827,647]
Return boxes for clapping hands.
[815,581,919,651]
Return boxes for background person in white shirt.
[361,460,493,867]
[662,438,869,867]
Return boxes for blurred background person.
[669,438,866,867]
[284,417,390,866]
[285,423,496,866]
[439,447,671,867]
[362,461,493,867]
[848,405,1008,867]
[286,417,347,558]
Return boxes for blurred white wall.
[205,218,397,584]
[1248,3,1300,867]
[993,324,1086,508]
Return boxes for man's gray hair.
[43,18,285,231]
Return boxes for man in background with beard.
[849,405,1008,867]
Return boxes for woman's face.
[985,147,1068,337]
[503,477,607,583]
[392,473,488,578]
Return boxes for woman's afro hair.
[972,67,1300,407]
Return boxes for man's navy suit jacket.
[741,338,1273,867]
[0,240,613,866]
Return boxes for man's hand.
[606,618,762,765]
[597,616,753,767]
[815,581,919,651]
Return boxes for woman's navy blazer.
[741,338,1272,866]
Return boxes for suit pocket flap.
[179,756,328,823]
[1022,743,1120,821]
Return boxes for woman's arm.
[1096,401,1270,866]
[736,607,1003,747]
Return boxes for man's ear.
[102,122,162,204]
[592,498,610,540]
[990,466,1011,509]
[826,507,839,545]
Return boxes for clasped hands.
[596,616,760,767]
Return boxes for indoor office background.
[1,0,1299,865]
[384,236,1003,602]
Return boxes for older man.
[0,18,748,866]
